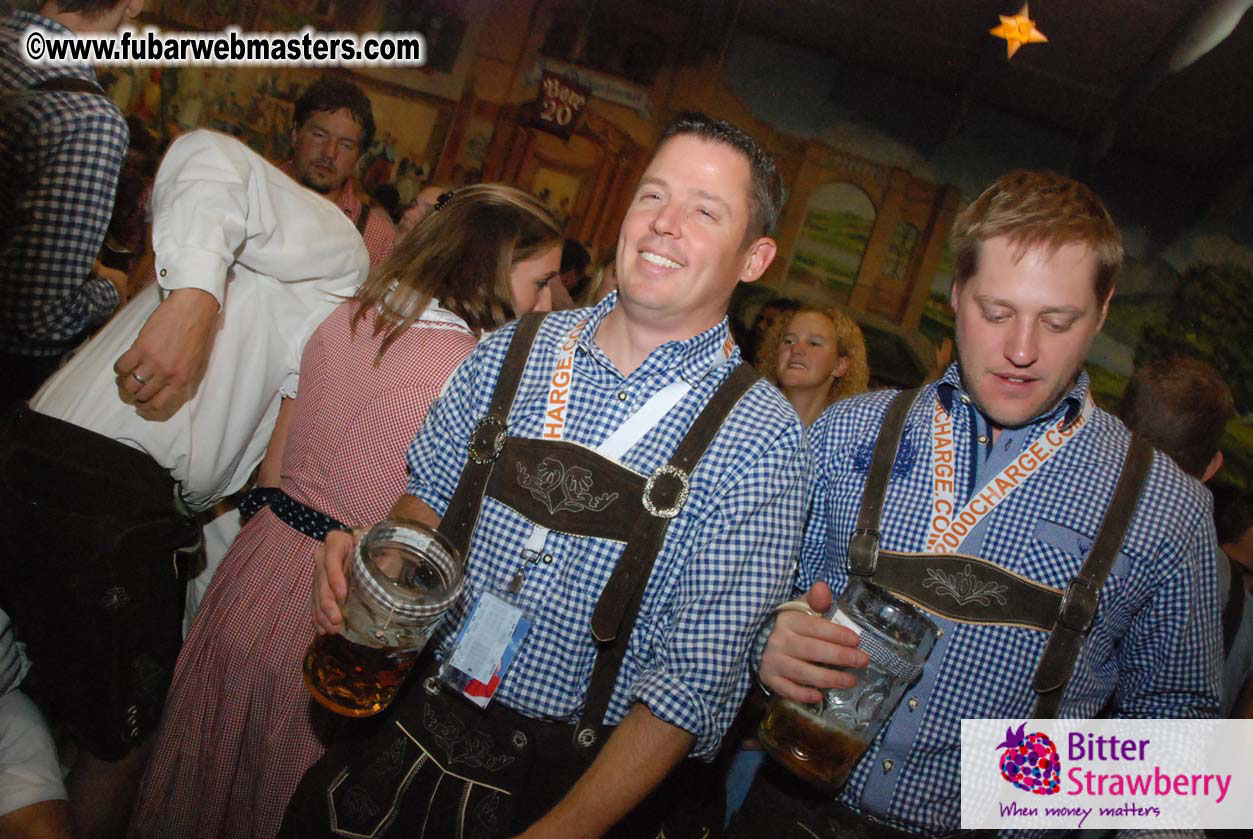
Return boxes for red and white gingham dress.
[129,301,477,839]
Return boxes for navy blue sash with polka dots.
[237,488,346,541]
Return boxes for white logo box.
[961,718,1253,830]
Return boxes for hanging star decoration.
[989,3,1048,59]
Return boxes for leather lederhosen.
[0,405,201,760]
[846,387,1154,719]
[732,388,1154,839]
[282,312,759,839]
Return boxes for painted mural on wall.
[531,166,581,227]
[724,31,1253,489]
[89,1,464,214]
[539,1,671,88]
[786,182,875,305]
[145,0,254,31]
[97,62,448,201]
[916,240,1253,485]
[446,100,500,188]
[883,224,919,282]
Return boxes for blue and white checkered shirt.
[1,9,126,356]
[406,294,810,759]
[800,363,1222,835]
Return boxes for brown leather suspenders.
[438,312,547,559]
[1030,433,1153,717]
[849,387,1155,718]
[438,312,760,750]
[846,388,922,578]
[576,362,758,748]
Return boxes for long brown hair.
[352,184,562,359]
[760,304,870,406]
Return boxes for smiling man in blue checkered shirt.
[747,171,1222,838]
[1,0,144,403]
[307,113,809,838]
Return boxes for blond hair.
[352,184,561,360]
[761,305,869,406]
[951,170,1123,304]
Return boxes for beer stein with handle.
[758,579,938,790]
[303,518,463,717]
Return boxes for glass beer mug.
[303,519,463,717]
[758,579,938,790]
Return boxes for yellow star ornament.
[990,3,1048,59]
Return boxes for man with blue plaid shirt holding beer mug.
[739,171,1222,839]
[290,112,810,839]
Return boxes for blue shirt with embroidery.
[1,9,127,355]
[406,294,810,759]
[801,363,1221,835]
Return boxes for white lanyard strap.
[522,326,733,559]
[596,380,690,461]
[925,393,1094,553]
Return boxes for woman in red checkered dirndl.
[129,185,564,839]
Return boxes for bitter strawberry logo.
[996,722,1061,795]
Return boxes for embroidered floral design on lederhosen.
[845,387,1155,717]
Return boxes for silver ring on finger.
[130,371,148,385]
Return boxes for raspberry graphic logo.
[996,722,1060,795]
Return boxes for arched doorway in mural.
[478,106,647,259]
[882,222,919,281]
[785,182,876,304]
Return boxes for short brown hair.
[761,304,870,407]
[952,170,1123,304]
[352,184,562,359]
[659,111,783,242]
[1118,357,1234,479]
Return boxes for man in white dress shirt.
[0,128,368,835]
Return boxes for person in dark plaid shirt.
[746,171,1223,838]
[0,0,145,405]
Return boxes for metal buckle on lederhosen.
[468,414,509,464]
